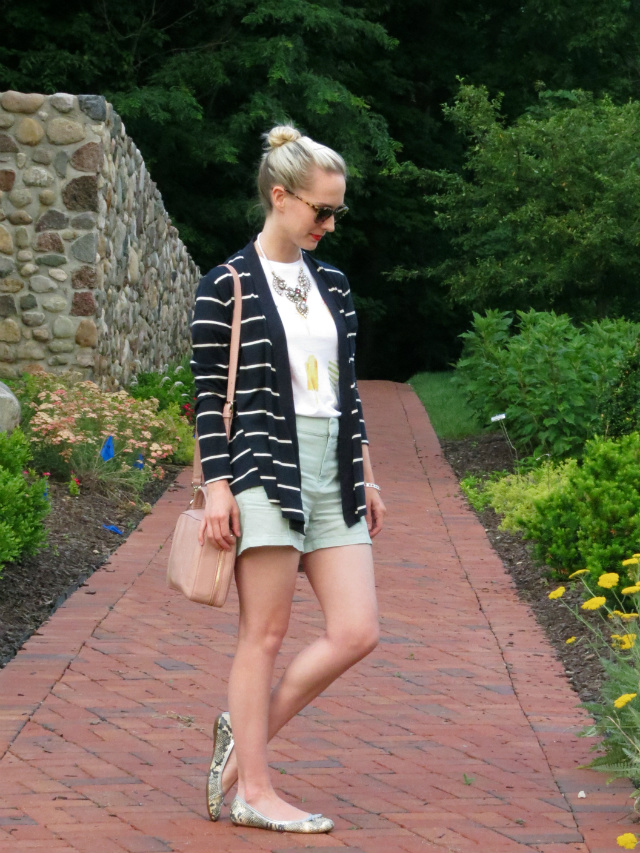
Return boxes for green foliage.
[160,404,195,466]
[408,371,483,439]
[127,358,196,425]
[6,2,640,377]
[427,84,640,319]
[581,645,640,795]
[459,475,492,512]
[0,429,49,576]
[598,341,640,439]
[483,459,578,533]
[521,434,640,591]
[456,309,639,458]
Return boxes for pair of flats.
[206,712,334,833]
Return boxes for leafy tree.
[6,1,640,376]
[426,83,640,319]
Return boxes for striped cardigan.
[190,237,369,533]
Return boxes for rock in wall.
[0,90,200,388]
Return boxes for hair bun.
[267,125,301,149]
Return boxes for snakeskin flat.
[229,795,334,833]
[206,712,234,821]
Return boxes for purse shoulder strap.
[192,264,243,490]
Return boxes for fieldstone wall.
[0,90,200,388]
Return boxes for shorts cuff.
[237,536,304,557]
[303,531,372,555]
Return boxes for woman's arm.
[191,265,241,549]
[362,428,385,538]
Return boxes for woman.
[192,124,385,834]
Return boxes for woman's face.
[272,166,347,253]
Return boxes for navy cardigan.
[190,237,369,533]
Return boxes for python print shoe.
[229,795,334,833]
[206,712,233,821]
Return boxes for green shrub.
[522,433,640,592]
[160,403,195,465]
[599,340,640,438]
[456,310,638,458]
[128,357,196,425]
[0,428,49,575]
[484,458,578,533]
[459,475,492,512]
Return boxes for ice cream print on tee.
[306,354,319,391]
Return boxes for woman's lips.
[310,234,322,242]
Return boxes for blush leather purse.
[166,264,243,606]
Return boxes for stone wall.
[0,90,200,388]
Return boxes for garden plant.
[5,371,194,497]
[0,428,49,576]
[546,567,640,848]
[455,309,639,459]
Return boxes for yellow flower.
[569,569,589,578]
[565,636,577,644]
[548,586,565,600]
[618,833,639,850]
[614,693,637,709]
[622,558,640,567]
[598,572,619,589]
[581,596,607,610]
[622,585,640,594]
[609,610,640,621]
[612,633,637,650]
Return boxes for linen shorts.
[234,415,372,556]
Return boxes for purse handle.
[191,263,243,491]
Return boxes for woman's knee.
[330,619,379,661]
[238,621,289,658]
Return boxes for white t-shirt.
[259,256,340,418]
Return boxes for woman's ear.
[271,184,287,213]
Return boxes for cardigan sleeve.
[190,265,236,483]
[342,279,369,446]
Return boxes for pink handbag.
[167,264,243,607]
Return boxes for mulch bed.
[441,433,604,705]
[0,467,182,667]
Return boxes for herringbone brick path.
[0,381,635,853]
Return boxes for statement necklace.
[257,234,311,318]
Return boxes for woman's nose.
[321,215,335,233]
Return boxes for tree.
[426,83,640,319]
[6,1,640,377]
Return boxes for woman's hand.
[365,486,386,538]
[198,480,241,550]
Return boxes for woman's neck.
[257,221,301,264]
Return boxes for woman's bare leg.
[229,545,313,822]
[223,543,378,793]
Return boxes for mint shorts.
[235,415,372,556]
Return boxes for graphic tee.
[259,256,340,418]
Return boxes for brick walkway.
[0,381,635,853]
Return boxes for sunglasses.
[285,189,349,223]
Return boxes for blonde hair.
[257,124,347,213]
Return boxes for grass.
[407,371,484,439]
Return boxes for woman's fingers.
[205,507,240,549]
[230,502,242,538]
[209,516,234,551]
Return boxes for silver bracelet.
[364,482,381,492]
